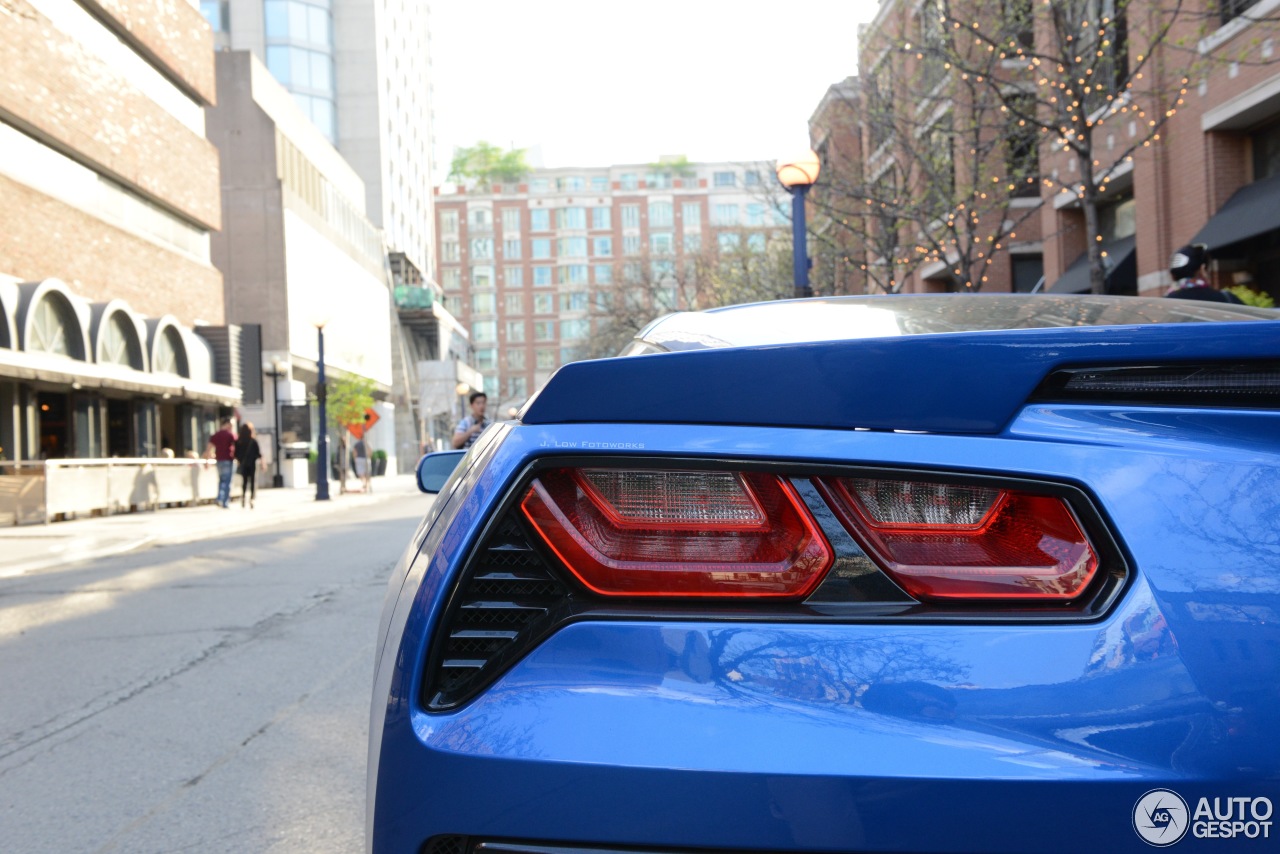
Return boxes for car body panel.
[371,300,1280,853]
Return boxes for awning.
[0,348,242,405]
[1192,172,1280,252]
[1048,235,1137,295]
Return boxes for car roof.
[628,294,1277,353]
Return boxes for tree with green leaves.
[325,375,376,493]
[448,142,530,189]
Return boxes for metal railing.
[0,458,221,526]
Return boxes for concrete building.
[207,50,396,485]
[203,0,450,469]
[0,0,241,473]
[433,160,791,414]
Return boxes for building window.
[505,320,526,342]
[655,287,678,309]
[533,266,552,287]
[474,349,496,372]
[531,239,552,259]
[683,233,702,254]
[531,178,550,194]
[592,207,611,229]
[470,208,492,229]
[472,320,497,343]
[1253,118,1280,180]
[444,296,463,315]
[560,291,588,312]
[440,210,459,234]
[712,204,739,226]
[593,237,612,257]
[744,170,762,187]
[536,349,557,369]
[557,237,588,257]
[534,320,557,341]
[594,264,613,285]
[501,208,521,232]
[621,205,640,228]
[472,293,496,314]
[199,1,229,31]
[747,233,766,251]
[504,266,523,287]
[470,238,493,259]
[713,171,736,187]
[1007,94,1039,197]
[503,239,521,259]
[507,349,527,370]
[682,203,701,228]
[1012,255,1045,293]
[562,319,589,340]
[1221,0,1263,23]
[650,232,674,255]
[556,207,586,229]
[620,173,639,190]
[472,266,494,289]
[504,293,523,314]
[509,377,529,398]
[623,235,642,256]
[649,201,673,227]
[595,291,613,311]
[530,209,550,231]
[558,265,589,285]
[718,233,741,251]
[746,204,765,226]
[533,293,554,314]
[591,176,609,192]
[440,241,459,262]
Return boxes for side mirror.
[416,450,466,494]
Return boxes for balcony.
[394,286,435,311]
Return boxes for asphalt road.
[0,493,427,853]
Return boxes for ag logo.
[1134,789,1190,846]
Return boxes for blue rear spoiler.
[522,321,1280,434]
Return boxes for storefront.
[0,279,241,464]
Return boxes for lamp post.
[776,150,822,300]
[264,357,286,488]
[455,382,470,421]
[315,320,330,501]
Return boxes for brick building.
[433,160,790,414]
[843,0,1280,301]
[0,0,240,465]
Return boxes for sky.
[428,0,882,176]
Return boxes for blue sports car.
[369,295,1280,853]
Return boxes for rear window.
[634,295,1277,353]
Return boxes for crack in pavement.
[0,586,342,770]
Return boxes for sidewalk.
[0,474,426,579]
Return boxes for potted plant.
[371,448,388,476]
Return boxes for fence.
[0,459,220,526]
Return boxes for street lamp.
[455,382,470,421]
[264,357,287,488]
[776,150,822,300]
[314,318,331,502]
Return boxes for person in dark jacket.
[234,422,264,509]
[1165,244,1244,303]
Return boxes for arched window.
[28,295,81,358]
[100,312,143,369]
[153,326,189,377]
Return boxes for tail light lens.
[820,477,1098,601]
[520,468,833,598]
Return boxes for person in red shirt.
[205,418,237,508]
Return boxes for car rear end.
[369,297,1280,854]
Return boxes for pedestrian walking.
[235,422,264,508]
[204,418,237,508]
[352,436,371,493]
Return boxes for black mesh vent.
[426,513,569,710]
[422,836,467,854]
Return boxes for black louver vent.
[421,836,467,854]
[427,513,569,709]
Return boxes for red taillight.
[819,477,1098,601]
[520,468,833,598]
